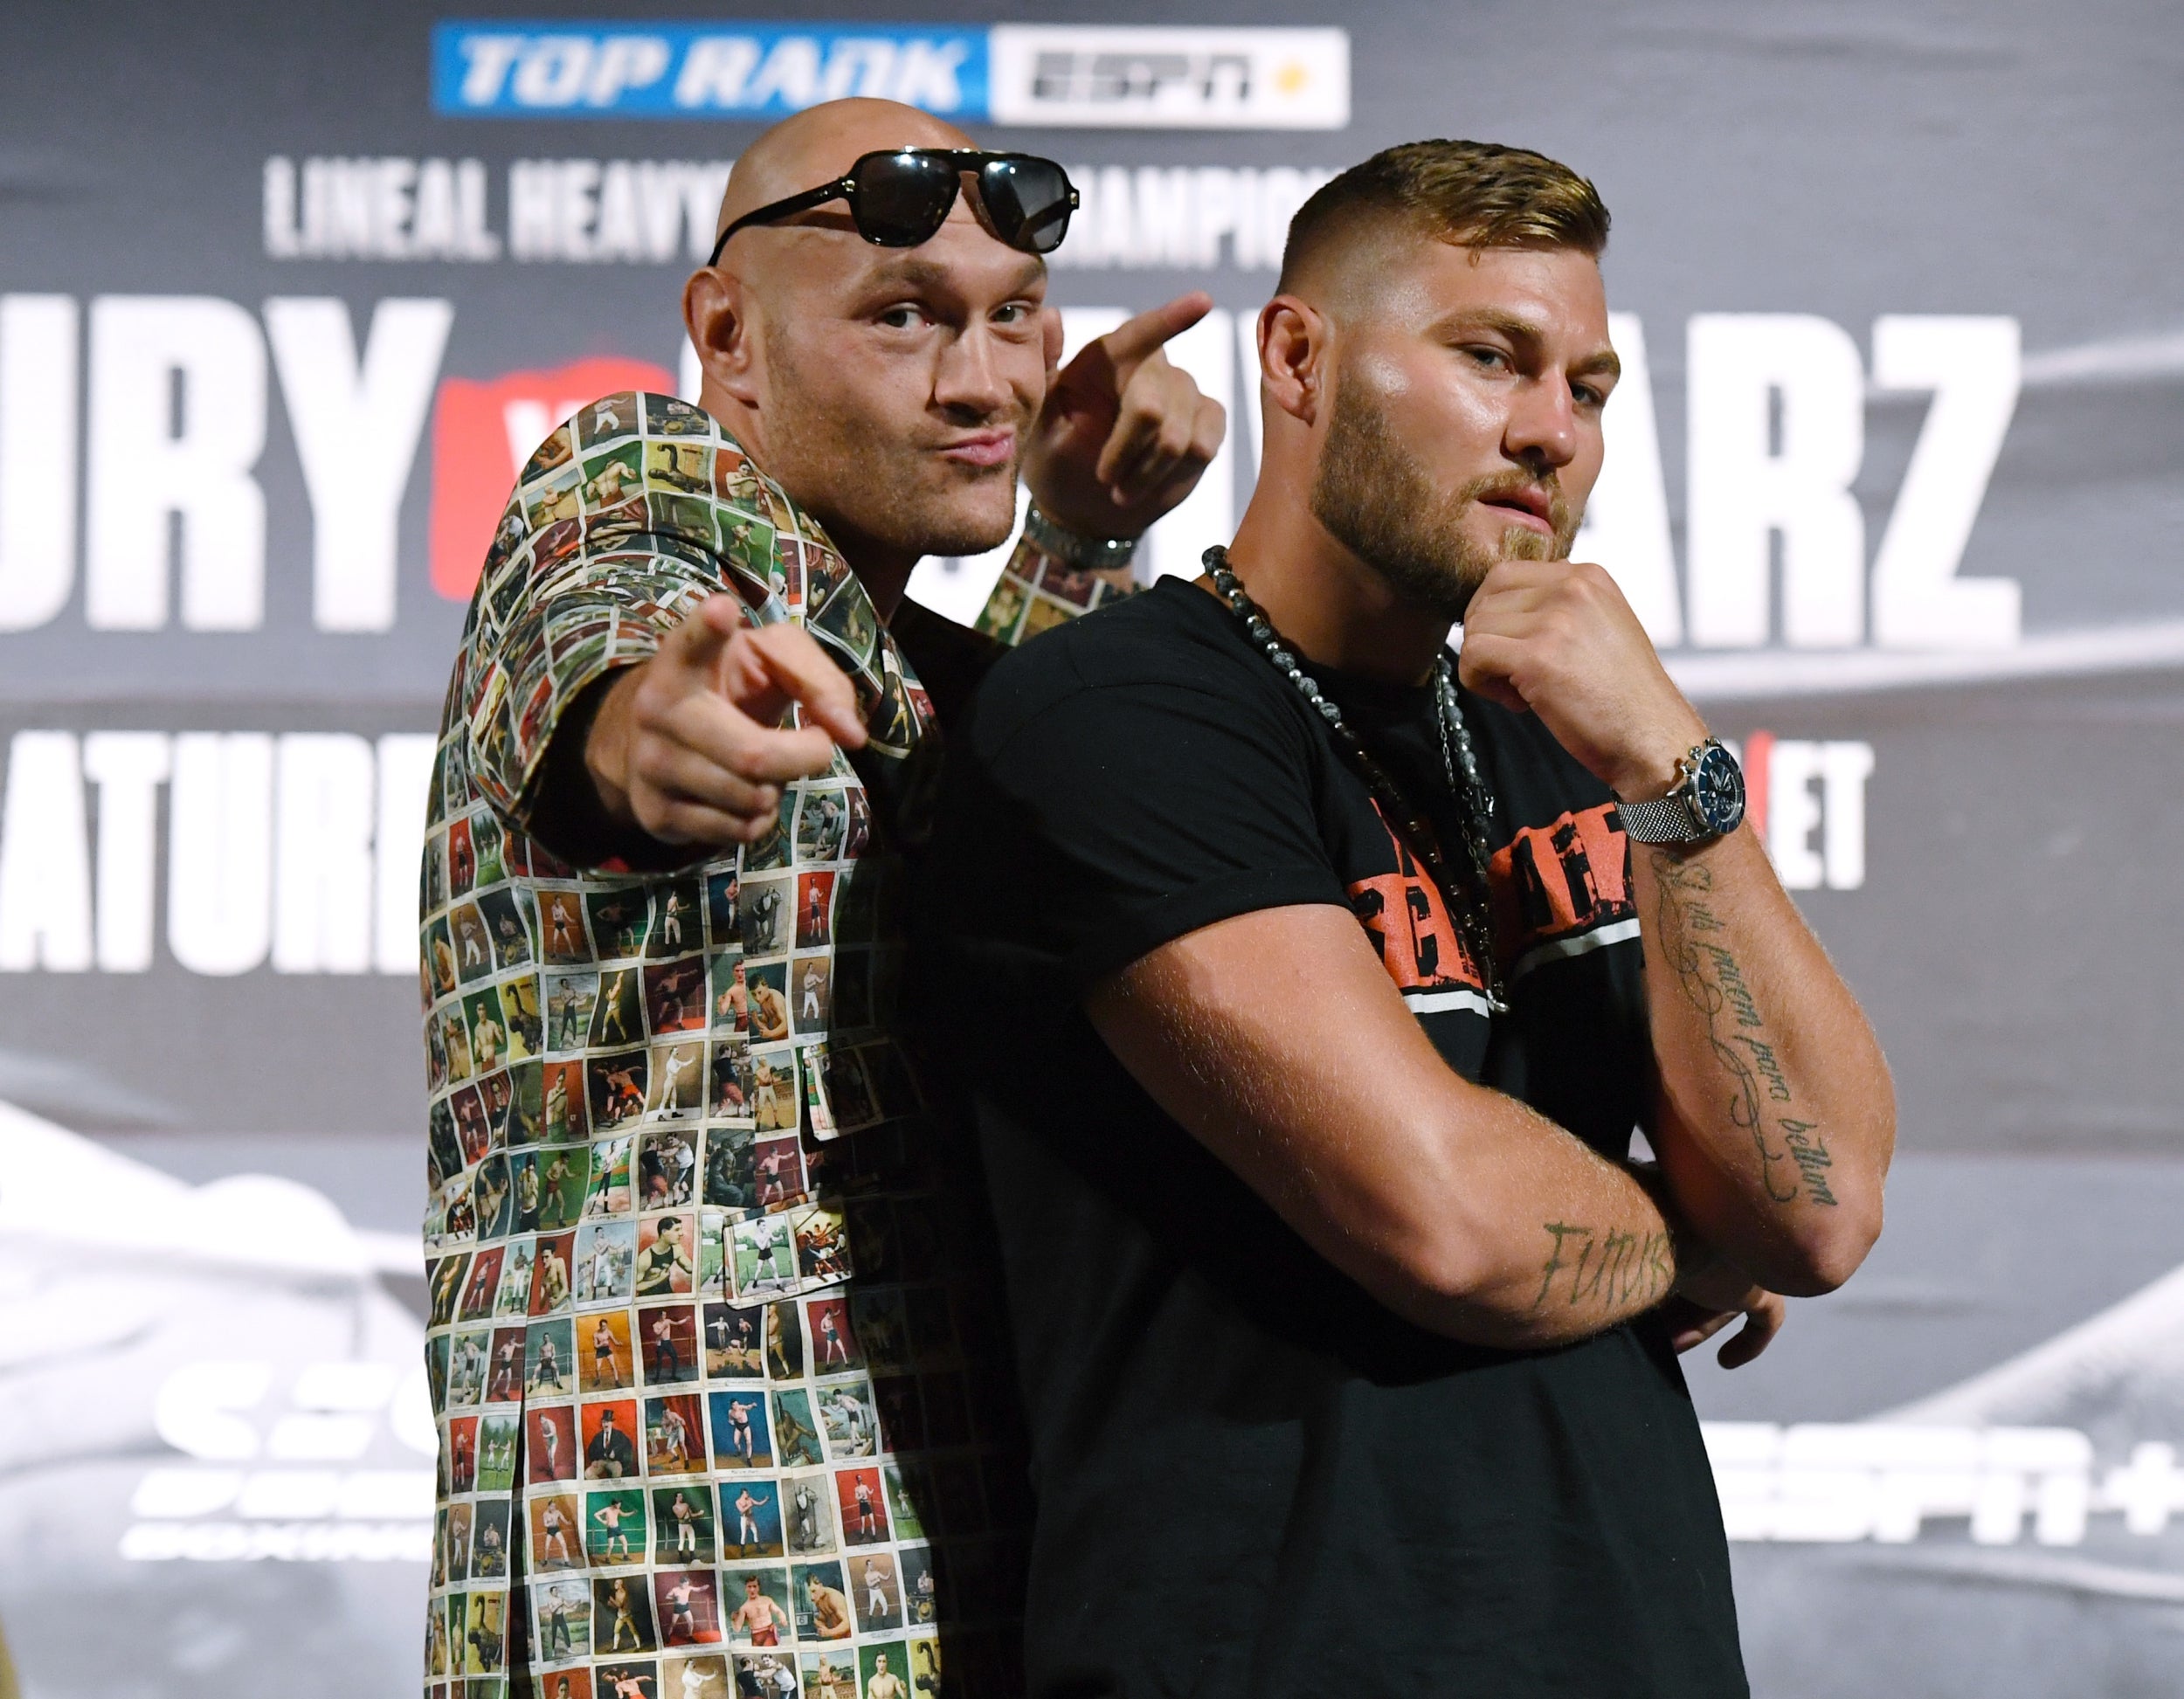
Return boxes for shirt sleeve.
[462,549,719,823]
[931,646,1351,1000]
[454,395,780,838]
[971,531,1136,646]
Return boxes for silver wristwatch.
[1617,739,1746,845]
[1021,502,1140,573]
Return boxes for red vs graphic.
[429,358,674,602]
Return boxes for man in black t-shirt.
[916,142,1897,1695]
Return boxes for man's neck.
[805,516,918,623]
[1220,498,1453,686]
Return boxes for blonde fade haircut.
[1278,139,1610,304]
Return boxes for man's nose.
[933,326,1016,417]
[1505,374,1579,470]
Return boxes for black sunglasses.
[708,148,1078,266]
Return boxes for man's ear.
[1259,296,1328,426]
[683,267,761,405]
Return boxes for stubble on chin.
[902,454,1025,558]
[771,416,1021,559]
[1498,523,1557,564]
[836,409,1027,557]
[763,335,1028,559]
[1309,378,1577,619]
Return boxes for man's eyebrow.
[1444,307,1621,382]
[856,253,1047,297]
[1573,347,1622,383]
[856,256,954,294]
[1441,307,1546,348]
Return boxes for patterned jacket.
[418,391,1116,1699]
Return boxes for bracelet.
[1021,502,1140,574]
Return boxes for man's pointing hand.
[584,593,867,848]
[1026,292,1228,542]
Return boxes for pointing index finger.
[660,594,747,677]
[1094,292,1214,377]
[729,623,868,750]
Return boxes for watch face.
[1692,743,1746,836]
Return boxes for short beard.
[1309,369,1577,621]
[762,324,1026,560]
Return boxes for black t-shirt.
[911,578,1745,1696]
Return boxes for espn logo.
[988,25,1350,130]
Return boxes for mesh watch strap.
[1616,791,1710,845]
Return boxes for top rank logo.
[432,20,1350,130]
[434,20,988,119]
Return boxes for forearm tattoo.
[1530,1222,1676,1314]
[1647,850,1837,1208]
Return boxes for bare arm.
[1461,556,1894,1296]
[1087,901,1699,1350]
[1635,825,1893,1295]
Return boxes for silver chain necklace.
[1205,548,1508,1015]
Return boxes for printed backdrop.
[3,2,2182,1696]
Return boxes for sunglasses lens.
[851,151,957,245]
[979,157,1075,253]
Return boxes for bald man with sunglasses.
[417,96,1225,1696]
[586,110,1223,841]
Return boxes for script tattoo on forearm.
[1531,1221,1676,1313]
[1646,850,1837,1207]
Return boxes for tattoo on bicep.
[1530,1221,1675,1314]
[1646,851,1837,1207]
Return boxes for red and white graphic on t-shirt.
[1346,805,1488,995]
[1489,802,1640,973]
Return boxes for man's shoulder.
[507,386,835,584]
[968,579,1284,748]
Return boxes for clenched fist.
[1663,1252,1787,1370]
[1458,557,1708,803]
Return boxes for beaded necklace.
[1205,547,1509,1015]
